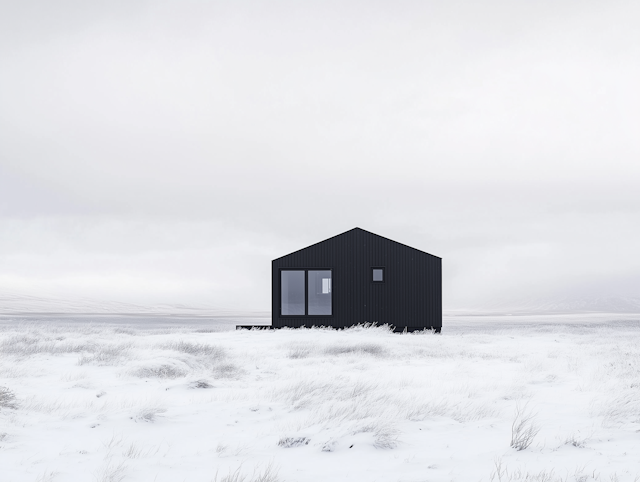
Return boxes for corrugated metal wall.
[271,228,442,331]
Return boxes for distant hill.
[452,295,640,315]
[3,289,639,317]
[0,289,265,317]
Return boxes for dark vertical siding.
[272,228,442,331]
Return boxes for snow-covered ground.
[1,316,639,482]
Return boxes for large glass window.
[281,270,305,315]
[308,270,332,315]
[280,269,332,316]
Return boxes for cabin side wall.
[272,230,442,330]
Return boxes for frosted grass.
[0,319,639,481]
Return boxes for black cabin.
[271,228,442,332]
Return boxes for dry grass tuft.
[133,406,167,423]
[131,364,187,379]
[77,343,132,366]
[213,463,280,482]
[95,460,127,482]
[189,379,213,389]
[510,402,540,451]
[160,340,225,359]
[323,343,387,357]
[277,437,310,448]
[213,363,242,379]
[564,432,589,448]
[0,386,18,409]
[354,422,399,449]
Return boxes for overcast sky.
[1,1,639,312]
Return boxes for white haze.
[1,1,639,312]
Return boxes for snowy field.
[1,315,639,482]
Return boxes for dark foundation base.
[236,325,441,333]
[235,325,275,330]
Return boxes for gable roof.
[273,227,441,261]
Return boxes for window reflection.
[281,270,305,315]
[308,270,332,315]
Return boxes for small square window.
[372,268,384,282]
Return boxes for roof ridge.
[272,227,440,261]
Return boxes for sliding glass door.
[280,269,332,316]
[281,270,305,315]
[308,270,332,315]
